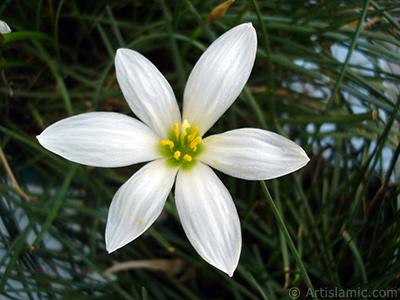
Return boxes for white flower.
[37,23,309,276]
[0,20,11,34]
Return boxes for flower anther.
[160,120,203,168]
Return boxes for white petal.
[115,48,181,139]
[182,23,257,137]
[0,20,11,34]
[198,128,310,180]
[106,159,178,253]
[37,112,161,167]
[175,162,241,276]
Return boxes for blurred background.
[0,0,399,299]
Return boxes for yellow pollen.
[173,123,180,137]
[174,151,181,160]
[181,119,191,135]
[190,136,202,149]
[187,126,199,142]
[160,140,174,150]
[161,122,203,163]
[183,154,192,162]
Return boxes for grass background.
[1,0,399,299]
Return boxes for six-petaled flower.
[37,23,309,276]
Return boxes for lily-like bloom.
[37,23,309,276]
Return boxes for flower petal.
[198,128,310,180]
[175,162,241,276]
[37,112,161,167]
[0,20,11,34]
[182,23,257,137]
[106,159,178,253]
[115,48,181,139]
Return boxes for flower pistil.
[160,120,202,166]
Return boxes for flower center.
[160,120,202,167]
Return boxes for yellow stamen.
[160,140,174,150]
[190,136,202,149]
[183,154,192,162]
[173,123,180,137]
[187,126,199,142]
[181,119,191,135]
[174,151,181,160]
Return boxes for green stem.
[251,0,276,120]
[161,0,186,95]
[342,231,368,284]
[273,180,291,288]
[2,31,52,44]
[32,40,74,116]
[325,0,371,112]
[370,0,400,32]
[243,87,267,129]
[31,165,77,249]
[260,180,317,300]
[182,0,215,41]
